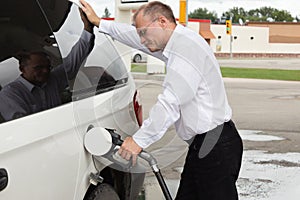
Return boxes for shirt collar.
[162,24,185,59]
[17,76,35,92]
[18,75,48,91]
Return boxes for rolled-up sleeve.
[99,20,142,49]
[98,20,164,60]
[133,85,181,148]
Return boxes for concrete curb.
[131,72,165,81]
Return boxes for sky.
[86,0,300,19]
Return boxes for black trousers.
[175,120,243,200]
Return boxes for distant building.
[187,19,216,45]
[209,22,300,58]
[246,22,300,43]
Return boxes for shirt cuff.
[132,131,151,149]
[98,19,112,34]
[132,128,162,149]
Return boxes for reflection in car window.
[0,1,64,123]
[0,2,129,124]
[70,34,129,101]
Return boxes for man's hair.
[133,1,176,25]
[16,51,50,67]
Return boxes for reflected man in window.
[0,10,95,122]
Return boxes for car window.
[0,1,129,124]
[70,34,129,101]
[0,1,64,123]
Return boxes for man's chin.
[36,78,48,85]
[148,46,161,52]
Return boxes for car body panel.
[0,78,139,199]
[0,1,141,199]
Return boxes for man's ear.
[158,16,168,28]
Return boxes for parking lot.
[132,59,300,199]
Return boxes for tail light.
[133,90,143,127]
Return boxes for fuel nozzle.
[105,128,123,146]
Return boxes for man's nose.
[41,67,50,73]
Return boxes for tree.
[254,7,293,22]
[102,7,111,18]
[222,6,294,22]
[188,8,217,22]
[247,8,268,22]
[222,7,247,23]
[272,9,294,22]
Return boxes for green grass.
[221,67,300,81]
[131,64,147,73]
[131,64,300,81]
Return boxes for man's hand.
[79,9,94,33]
[80,0,101,27]
[118,137,142,166]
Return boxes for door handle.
[0,168,8,192]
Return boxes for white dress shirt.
[98,21,232,148]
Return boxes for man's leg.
[175,152,198,200]
[175,121,243,200]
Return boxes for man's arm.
[80,0,141,48]
[118,55,204,163]
[80,0,164,60]
[118,79,182,165]
[59,29,95,80]
[80,8,94,34]
[80,0,101,27]
[63,8,95,78]
[53,9,95,86]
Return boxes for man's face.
[135,13,166,52]
[21,54,51,86]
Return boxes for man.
[0,10,95,121]
[81,1,243,199]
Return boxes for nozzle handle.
[106,128,123,146]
